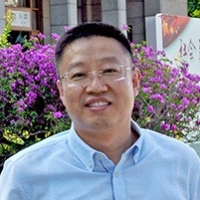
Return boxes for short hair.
[55,22,133,76]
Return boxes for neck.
[75,124,138,164]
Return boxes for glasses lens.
[101,64,123,79]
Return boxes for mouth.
[87,101,110,107]
[85,98,112,110]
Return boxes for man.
[0,23,199,200]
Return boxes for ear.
[132,68,141,97]
[56,79,65,103]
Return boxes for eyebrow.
[67,56,121,70]
[68,62,85,69]
[98,56,121,64]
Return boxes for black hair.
[55,22,132,75]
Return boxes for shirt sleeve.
[0,159,27,200]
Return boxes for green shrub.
[188,0,200,18]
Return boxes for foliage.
[0,10,12,48]
[132,42,200,142]
[0,36,70,171]
[0,18,200,172]
[188,0,200,18]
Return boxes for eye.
[69,72,87,80]
[103,65,121,76]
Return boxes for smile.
[87,101,110,107]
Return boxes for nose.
[85,74,108,94]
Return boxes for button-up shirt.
[0,121,199,200]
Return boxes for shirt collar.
[130,120,144,164]
[68,120,144,171]
[68,124,97,171]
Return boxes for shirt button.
[114,172,120,178]
[97,155,102,160]
[88,162,93,169]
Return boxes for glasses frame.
[60,65,134,87]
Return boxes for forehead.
[59,36,131,72]
[64,36,129,56]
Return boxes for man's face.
[57,36,141,134]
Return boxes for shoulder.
[140,128,200,161]
[6,130,70,164]
[0,130,71,199]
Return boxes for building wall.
[101,0,126,30]
[126,0,188,44]
[49,0,77,36]
[0,0,188,44]
[43,0,51,44]
[127,0,145,43]
[144,0,188,17]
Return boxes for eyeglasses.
[60,64,133,87]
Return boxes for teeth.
[89,101,108,107]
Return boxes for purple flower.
[156,69,163,76]
[170,103,176,109]
[160,84,167,89]
[10,119,15,124]
[178,105,184,110]
[183,88,190,94]
[172,67,179,76]
[170,124,176,131]
[53,111,63,118]
[24,91,37,106]
[175,113,181,121]
[30,35,37,40]
[64,26,71,31]
[122,24,129,30]
[18,107,24,113]
[182,97,189,106]
[133,49,138,54]
[150,94,165,104]
[148,105,154,113]
[26,120,30,125]
[161,123,170,131]
[192,99,197,106]
[38,32,46,40]
[142,87,150,93]
[11,81,17,90]
[51,33,60,41]
[169,78,175,84]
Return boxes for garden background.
[0,3,200,172]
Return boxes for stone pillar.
[126,0,145,44]
[43,0,51,44]
[0,0,5,35]
[86,0,93,22]
[101,0,127,32]
[144,0,188,17]
[50,0,78,36]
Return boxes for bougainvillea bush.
[132,43,200,142]
[0,19,200,171]
[0,39,70,170]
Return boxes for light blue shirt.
[0,121,200,200]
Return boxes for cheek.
[116,83,135,103]
[63,89,82,110]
